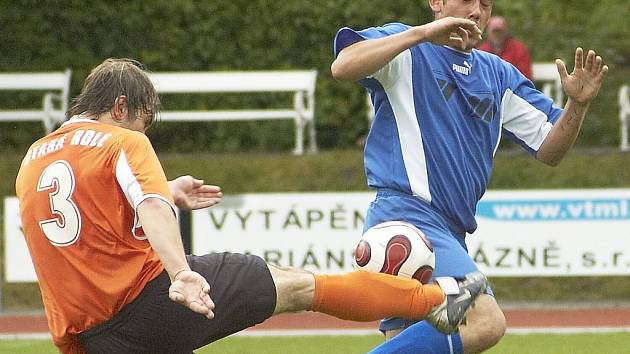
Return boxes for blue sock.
[368,321,463,354]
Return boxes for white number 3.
[37,160,81,246]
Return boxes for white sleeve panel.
[381,50,432,203]
[115,149,176,240]
[501,89,554,151]
[370,49,410,89]
[116,149,143,209]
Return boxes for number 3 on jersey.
[37,160,82,246]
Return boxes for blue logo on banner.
[476,199,630,221]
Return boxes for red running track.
[2,308,630,334]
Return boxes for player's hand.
[418,17,482,50]
[169,270,215,319]
[168,175,222,211]
[556,48,609,105]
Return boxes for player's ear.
[111,95,129,122]
[428,0,443,16]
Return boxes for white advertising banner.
[193,190,630,277]
[192,193,373,274]
[470,189,630,276]
[4,190,630,282]
[4,197,37,282]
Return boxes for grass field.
[1,333,630,354]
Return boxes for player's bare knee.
[267,264,315,314]
[482,297,506,340]
[487,306,507,344]
[459,295,506,353]
[470,306,506,346]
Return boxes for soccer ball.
[354,221,435,284]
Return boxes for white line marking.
[507,327,630,334]
[0,333,51,340]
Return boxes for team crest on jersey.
[452,61,471,75]
[469,92,496,123]
[437,78,496,123]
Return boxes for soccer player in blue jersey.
[331,0,608,353]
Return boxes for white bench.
[620,85,630,151]
[532,63,564,107]
[149,71,318,155]
[0,69,72,132]
[366,62,564,123]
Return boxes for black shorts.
[77,252,277,354]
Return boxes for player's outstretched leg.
[270,265,447,321]
[309,269,446,322]
[269,265,485,328]
[425,271,487,333]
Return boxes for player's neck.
[443,45,473,55]
[92,112,116,126]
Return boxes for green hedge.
[2,0,629,152]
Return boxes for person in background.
[479,16,533,80]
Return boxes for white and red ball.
[354,220,434,284]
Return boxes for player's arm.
[117,133,215,319]
[137,197,215,319]
[137,198,190,281]
[331,17,481,82]
[168,175,222,211]
[537,48,608,166]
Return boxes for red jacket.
[479,37,533,80]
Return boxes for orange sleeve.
[114,131,175,237]
[115,131,173,204]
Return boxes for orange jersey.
[15,118,173,353]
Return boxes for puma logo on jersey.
[452,62,470,75]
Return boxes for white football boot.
[425,271,488,333]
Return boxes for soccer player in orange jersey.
[16,58,486,354]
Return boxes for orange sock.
[309,270,445,322]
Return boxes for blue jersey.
[334,23,563,234]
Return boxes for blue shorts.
[364,190,493,333]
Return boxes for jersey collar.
[441,45,473,57]
[61,116,99,127]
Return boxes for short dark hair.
[68,58,160,127]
